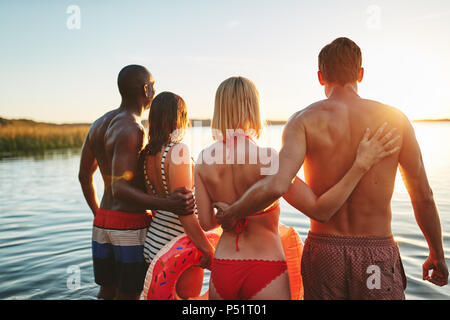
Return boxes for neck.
[325,82,359,99]
[119,99,145,118]
[224,130,256,144]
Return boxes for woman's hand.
[355,122,401,172]
[196,248,215,270]
[214,201,238,232]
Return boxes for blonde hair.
[211,76,262,141]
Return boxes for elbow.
[198,218,207,231]
[307,208,333,223]
[199,212,219,232]
[423,187,435,203]
[271,177,291,199]
[199,221,209,231]
[272,186,287,199]
[312,214,331,224]
[412,188,435,207]
[199,220,215,232]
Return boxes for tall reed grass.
[0,121,90,155]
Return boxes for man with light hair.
[216,37,448,299]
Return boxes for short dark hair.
[117,65,151,99]
[318,37,362,86]
[145,92,188,155]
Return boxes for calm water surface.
[0,123,449,299]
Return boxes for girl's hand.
[355,122,401,172]
[214,201,238,232]
[195,248,215,270]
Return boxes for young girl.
[142,91,214,298]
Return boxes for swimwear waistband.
[306,231,396,247]
[94,208,151,230]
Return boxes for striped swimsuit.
[143,142,185,264]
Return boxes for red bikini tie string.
[234,218,248,251]
[224,131,256,163]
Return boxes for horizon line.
[1,116,449,126]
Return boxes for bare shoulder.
[104,112,146,153]
[90,109,121,133]
[86,109,121,147]
[291,99,329,117]
[174,142,190,153]
[361,98,403,116]
[284,100,331,132]
[196,141,222,170]
[362,98,411,128]
[110,113,144,137]
[167,142,191,165]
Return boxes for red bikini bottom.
[210,258,287,300]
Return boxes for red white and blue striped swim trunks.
[92,208,152,294]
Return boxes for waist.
[251,201,280,216]
[94,208,151,230]
[309,209,393,237]
[215,230,284,260]
[306,231,396,247]
[232,201,280,250]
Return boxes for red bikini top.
[234,201,280,251]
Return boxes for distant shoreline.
[0,117,290,128]
[2,116,449,127]
[1,116,448,155]
[0,117,90,155]
[411,119,450,123]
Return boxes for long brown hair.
[145,91,188,156]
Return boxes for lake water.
[0,123,449,300]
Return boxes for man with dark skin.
[215,38,448,299]
[78,65,195,300]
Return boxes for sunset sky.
[1,0,450,123]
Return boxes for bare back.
[197,138,284,260]
[86,109,146,212]
[299,94,407,236]
[198,140,276,207]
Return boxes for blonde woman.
[195,76,399,300]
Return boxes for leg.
[97,284,116,300]
[348,242,406,300]
[250,270,290,300]
[92,227,116,299]
[114,290,141,300]
[176,266,204,299]
[208,279,223,300]
[301,235,347,300]
[109,228,148,299]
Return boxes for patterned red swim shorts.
[301,232,407,300]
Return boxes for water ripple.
[1,124,449,299]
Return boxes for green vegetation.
[1,115,446,156]
[0,117,90,155]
